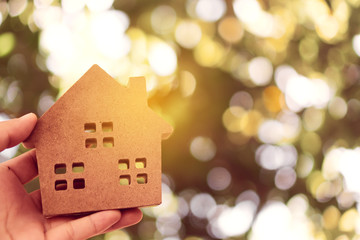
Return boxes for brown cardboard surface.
[24,65,173,217]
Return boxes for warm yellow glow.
[104,230,131,240]
[0,32,15,57]
[143,183,179,217]
[262,86,283,113]
[352,34,360,56]
[127,28,147,69]
[227,132,250,146]
[315,15,340,41]
[333,0,350,23]
[151,5,177,35]
[233,0,283,38]
[175,20,202,49]
[91,10,131,59]
[299,37,319,62]
[36,4,135,96]
[303,108,325,131]
[347,0,360,7]
[195,0,226,22]
[19,1,34,25]
[271,7,296,40]
[233,0,262,24]
[7,1,360,237]
[222,106,246,133]
[8,0,27,17]
[184,237,203,240]
[337,192,356,210]
[274,65,298,92]
[256,144,297,170]
[61,0,85,13]
[339,208,359,232]
[180,71,196,97]
[218,17,244,43]
[248,57,273,86]
[300,132,322,155]
[194,36,224,67]
[230,91,253,110]
[190,193,216,218]
[213,201,256,237]
[258,120,284,144]
[335,235,350,240]
[86,0,114,12]
[305,0,330,24]
[190,136,217,162]
[270,119,303,149]
[322,148,342,181]
[322,205,340,230]
[303,0,350,43]
[315,181,335,202]
[296,154,314,178]
[306,171,325,197]
[33,6,62,30]
[251,200,314,239]
[328,96,347,119]
[148,41,177,76]
[34,0,53,8]
[284,75,331,112]
[241,110,263,136]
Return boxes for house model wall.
[24,65,173,217]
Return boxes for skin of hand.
[0,113,143,240]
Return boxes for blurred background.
[1,0,360,239]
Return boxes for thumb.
[0,113,37,151]
[46,210,121,240]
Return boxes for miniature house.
[24,65,173,217]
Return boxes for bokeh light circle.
[190,193,217,218]
[207,167,232,191]
[148,42,177,76]
[175,21,202,49]
[275,167,297,190]
[190,136,217,162]
[218,17,244,43]
[195,0,226,22]
[248,57,273,86]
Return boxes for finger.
[0,113,37,151]
[3,149,38,184]
[103,208,143,233]
[46,210,121,240]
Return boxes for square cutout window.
[102,122,113,132]
[55,180,67,191]
[54,163,66,174]
[135,158,146,168]
[85,138,97,148]
[119,175,130,185]
[84,123,96,133]
[73,178,85,189]
[136,174,147,184]
[72,162,84,173]
[118,159,129,170]
[103,137,114,148]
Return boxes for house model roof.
[24,64,173,217]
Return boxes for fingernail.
[20,113,36,119]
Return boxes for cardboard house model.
[24,65,173,217]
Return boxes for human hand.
[0,113,143,240]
